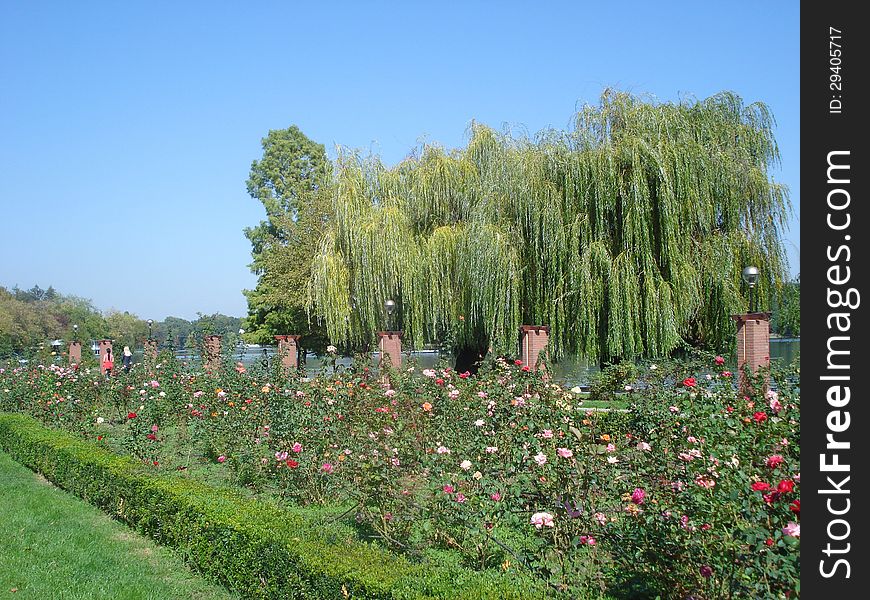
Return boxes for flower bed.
[0,352,800,598]
[0,412,541,599]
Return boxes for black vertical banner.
[802,2,868,597]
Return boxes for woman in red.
[102,347,114,378]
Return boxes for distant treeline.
[0,284,241,359]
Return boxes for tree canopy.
[0,284,243,360]
[309,91,791,362]
[242,126,332,351]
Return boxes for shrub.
[0,412,543,599]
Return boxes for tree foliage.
[0,285,243,360]
[310,91,791,361]
[242,126,332,351]
[771,276,800,337]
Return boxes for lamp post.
[741,265,759,312]
[733,265,769,394]
[238,328,246,362]
[69,325,81,365]
[384,299,397,331]
[145,319,156,361]
[51,339,62,362]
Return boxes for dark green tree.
[242,126,332,352]
[771,275,800,337]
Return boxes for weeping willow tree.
[309,90,790,364]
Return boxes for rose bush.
[0,352,799,598]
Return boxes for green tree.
[771,275,800,337]
[157,316,194,350]
[104,310,149,350]
[0,286,108,359]
[310,91,791,365]
[242,126,332,352]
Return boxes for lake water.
[167,338,799,387]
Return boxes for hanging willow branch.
[309,91,790,361]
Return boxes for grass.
[0,450,237,600]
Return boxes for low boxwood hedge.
[0,412,544,599]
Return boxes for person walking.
[102,347,114,379]
[122,346,133,373]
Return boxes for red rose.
[765,538,774,547]
[286,459,299,468]
[521,366,530,372]
[753,411,768,423]
[777,479,795,494]
[715,356,725,365]
[762,492,780,504]
[751,482,771,492]
[146,433,157,440]
[514,359,523,366]
[790,499,800,516]
[682,377,697,388]
[127,412,137,419]
[459,371,470,379]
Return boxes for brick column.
[144,339,158,361]
[274,335,301,369]
[377,331,402,370]
[520,325,550,378]
[203,335,222,372]
[98,339,113,376]
[731,312,771,395]
[68,341,82,365]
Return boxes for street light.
[147,319,153,339]
[741,265,759,312]
[237,328,246,361]
[51,339,62,362]
[384,299,396,330]
[73,324,78,342]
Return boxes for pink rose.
[782,521,800,538]
[530,512,555,529]
[766,454,784,468]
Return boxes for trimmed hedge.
[0,413,544,599]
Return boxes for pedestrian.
[102,347,114,378]
[122,346,133,373]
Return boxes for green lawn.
[0,450,237,600]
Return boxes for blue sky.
[0,1,799,321]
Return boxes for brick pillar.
[203,335,222,372]
[731,312,771,395]
[377,331,402,370]
[274,335,301,369]
[144,339,158,361]
[68,341,82,365]
[520,325,550,378]
[98,339,113,376]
